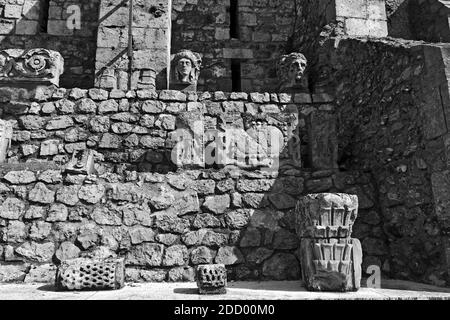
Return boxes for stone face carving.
[55,258,125,291]
[170,49,202,91]
[295,193,362,292]
[278,52,308,92]
[65,150,95,175]
[0,120,13,163]
[196,264,227,295]
[0,48,64,86]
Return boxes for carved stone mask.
[278,52,308,91]
[177,58,193,82]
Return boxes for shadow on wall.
[0,0,100,88]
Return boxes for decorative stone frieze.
[0,48,64,86]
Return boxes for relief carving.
[278,52,308,92]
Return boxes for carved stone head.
[278,52,308,92]
[171,49,202,85]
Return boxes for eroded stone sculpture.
[295,193,362,292]
[55,257,125,291]
[170,49,202,91]
[277,52,308,92]
[65,150,95,175]
[0,48,64,86]
[0,120,13,163]
[196,264,227,295]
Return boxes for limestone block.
[0,48,64,86]
[295,193,359,239]
[299,238,362,292]
[196,264,227,295]
[55,258,125,291]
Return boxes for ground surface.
[0,280,450,300]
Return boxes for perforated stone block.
[55,258,125,291]
[295,193,359,239]
[196,264,227,295]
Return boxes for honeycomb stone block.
[196,264,227,295]
[55,258,125,291]
[295,193,359,238]
[299,238,362,292]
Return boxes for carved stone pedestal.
[295,193,362,292]
[55,258,125,291]
[196,264,227,295]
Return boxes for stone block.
[307,111,338,170]
[196,264,227,295]
[55,258,125,291]
[65,150,95,175]
[0,120,13,163]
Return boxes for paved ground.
[1,279,450,300]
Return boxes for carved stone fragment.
[277,52,308,93]
[65,150,95,175]
[295,193,358,239]
[170,49,202,92]
[0,48,64,86]
[295,193,362,292]
[0,120,13,163]
[196,264,227,295]
[299,238,362,292]
[55,258,125,291]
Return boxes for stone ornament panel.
[0,48,64,86]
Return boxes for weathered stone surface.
[77,98,97,113]
[126,243,164,267]
[273,229,299,250]
[0,265,28,282]
[24,264,58,283]
[92,207,122,226]
[237,179,275,192]
[38,170,63,184]
[240,228,261,247]
[24,206,46,220]
[46,116,74,130]
[126,268,167,282]
[168,266,195,282]
[192,214,221,229]
[90,116,110,132]
[55,241,81,262]
[4,171,36,184]
[99,133,122,149]
[163,245,189,266]
[182,229,228,247]
[262,253,300,280]
[122,203,153,227]
[29,183,55,204]
[15,242,55,262]
[202,195,230,214]
[225,209,251,229]
[2,221,27,243]
[129,227,155,244]
[46,204,68,222]
[0,198,25,220]
[78,185,105,204]
[215,246,244,265]
[56,186,80,206]
[29,221,52,240]
[154,214,190,233]
[155,233,178,246]
[191,246,216,265]
[247,248,274,264]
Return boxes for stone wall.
[171,0,297,92]
[315,37,450,286]
[0,0,100,88]
[0,88,378,283]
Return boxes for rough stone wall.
[315,37,449,286]
[0,0,100,88]
[409,0,450,42]
[0,88,377,283]
[171,0,297,92]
